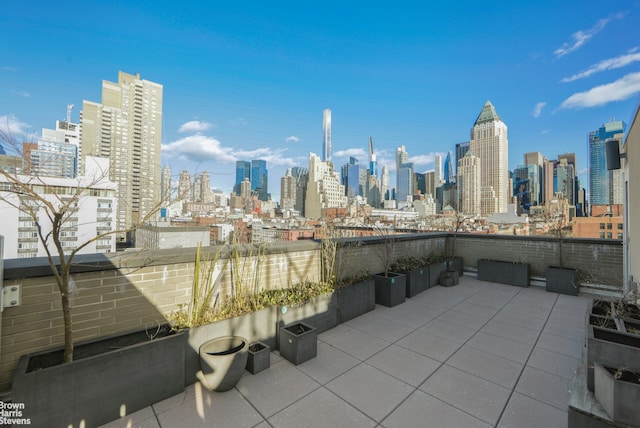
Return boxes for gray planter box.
[439,270,459,287]
[373,272,406,307]
[278,322,317,365]
[477,259,529,287]
[594,364,640,427]
[281,292,338,334]
[446,256,464,276]
[401,266,429,297]
[12,326,186,428]
[546,266,579,295]
[336,279,375,323]
[428,261,447,287]
[246,341,270,374]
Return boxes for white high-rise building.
[434,155,443,186]
[280,169,297,212]
[81,71,163,242]
[469,101,508,216]
[381,165,390,200]
[323,109,332,162]
[457,151,481,215]
[305,153,347,218]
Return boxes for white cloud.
[560,72,640,109]
[162,135,296,167]
[532,102,547,118]
[285,136,300,143]
[334,148,367,158]
[162,134,235,163]
[178,120,214,133]
[561,49,640,82]
[554,12,626,58]
[10,90,30,98]
[1,66,16,72]
[0,114,31,135]
[541,130,551,135]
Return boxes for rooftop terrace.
[101,275,589,428]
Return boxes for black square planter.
[545,266,578,295]
[246,341,270,374]
[439,270,459,287]
[403,266,429,297]
[428,261,447,287]
[477,259,529,287]
[373,272,406,307]
[278,322,317,365]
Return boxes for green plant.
[334,271,373,290]
[391,257,424,272]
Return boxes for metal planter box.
[477,259,529,287]
[336,279,375,323]
[373,272,406,307]
[594,364,640,427]
[278,322,317,365]
[246,341,270,375]
[545,266,579,295]
[12,326,186,428]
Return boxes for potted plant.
[372,224,406,307]
[594,364,640,427]
[445,211,466,276]
[334,272,375,323]
[540,201,579,295]
[246,341,271,374]
[278,321,317,365]
[425,253,448,287]
[391,257,429,297]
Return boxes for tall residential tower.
[323,109,332,162]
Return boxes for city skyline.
[2,2,640,201]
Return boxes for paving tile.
[382,389,492,428]
[326,364,414,422]
[421,364,511,425]
[296,342,360,384]
[323,326,391,360]
[451,301,501,319]
[481,319,541,345]
[515,366,571,411]
[350,315,414,342]
[527,347,579,380]
[465,294,512,310]
[318,323,354,342]
[236,360,320,418]
[99,406,160,428]
[268,387,375,428]
[547,311,586,329]
[492,310,547,331]
[536,332,585,359]
[447,346,524,389]
[542,321,584,342]
[436,308,493,330]
[401,300,448,319]
[396,330,462,362]
[501,301,552,320]
[366,344,441,387]
[420,318,478,343]
[156,387,263,428]
[374,305,432,328]
[498,392,567,428]
[466,331,533,364]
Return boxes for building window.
[600,232,605,239]
[599,223,605,229]
[607,223,613,230]
[618,233,623,239]
[607,232,612,239]
[618,223,623,230]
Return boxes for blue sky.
[2,1,640,201]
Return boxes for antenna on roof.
[66,104,74,123]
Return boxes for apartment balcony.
[0,234,626,427]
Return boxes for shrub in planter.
[425,254,447,287]
[373,272,406,307]
[392,257,429,297]
[12,325,185,428]
[335,273,375,323]
[246,341,270,374]
[594,364,640,427]
[279,322,317,365]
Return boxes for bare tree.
[0,127,171,363]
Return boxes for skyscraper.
[323,109,332,162]
[81,71,163,241]
[161,165,172,203]
[469,100,509,215]
[589,120,626,208]
[305,153,347,218]
[341,157,360,201]
[235,161,251,195]
[381,165,390,200]
[280,169,297,212]
[457,151,481,215]
[434,155,443,186]
[455,142,470,175]
[368,136,377,177]
[395,145,411,205]
[251,159,268,201]
[443,152,454,184]
[178,170,191,201]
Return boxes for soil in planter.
[26,324,175,372]
[614,302,640,320]
[605,366,640,384]
[590,315,618,330]
[285,323,312,335]
[249,343,267,353]
[591,300,613,317]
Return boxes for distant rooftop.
[474,100,502,125]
